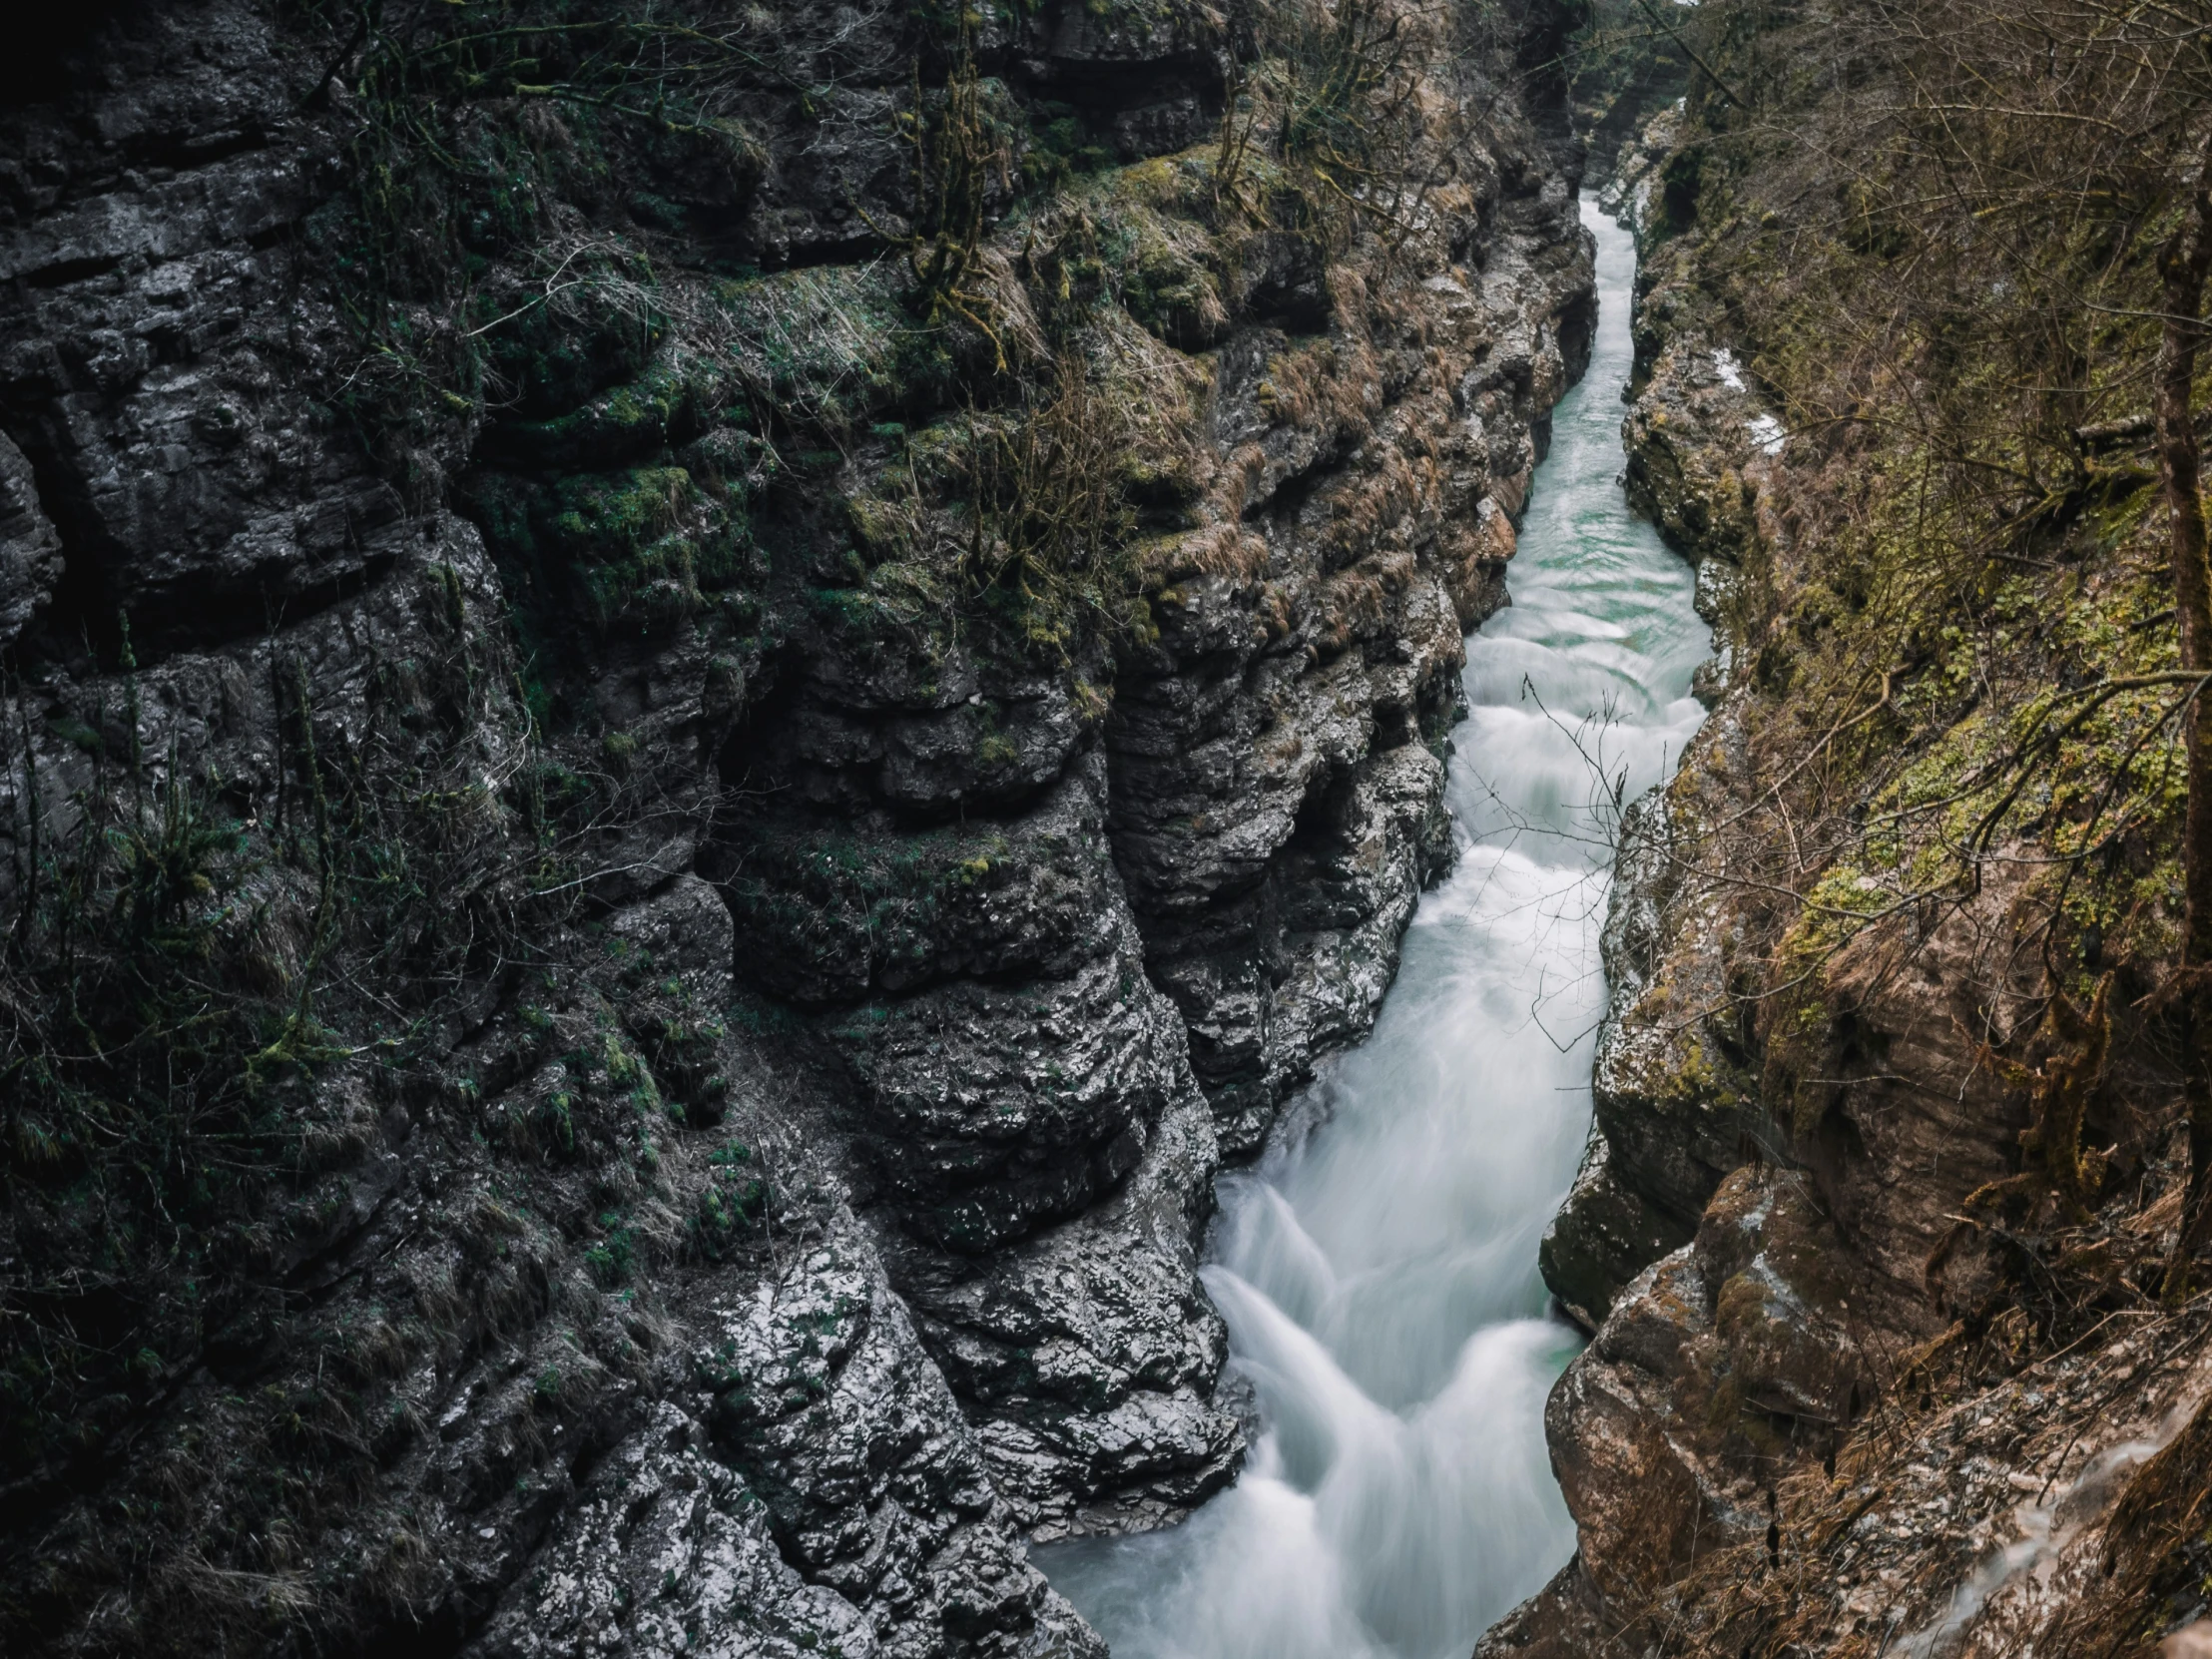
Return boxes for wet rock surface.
[882,1090,1239,1541]
[0,2,1593,1653]
[1106,227,1594,1152]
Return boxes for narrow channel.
[1037,198,1710,1659]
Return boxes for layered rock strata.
[0,3,1593,1654]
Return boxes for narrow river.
[1037,198,1709,1659]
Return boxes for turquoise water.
[1037,198,1709,1659]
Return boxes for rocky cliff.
[0,3,1594,1653]
[1490,67,2212,1659]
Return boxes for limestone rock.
[824,903,1192,1254]
[0,1,1602,1651]
[695,1231,1103,1657]
[0,431,60,643]
[887,1091,1242,1539]
[1539,1135,1692,1332]
[1546,1170,1876,1608]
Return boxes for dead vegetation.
[1628,1294,2212,1657]
[1618,0,2212,1288]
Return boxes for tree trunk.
[2159,140,2212,1297]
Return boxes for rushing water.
[1035,198,1710,1659]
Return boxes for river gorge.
[8,3,2212,1655]
[1040,198,1706,1659]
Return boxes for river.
[1035,196,1709,1659]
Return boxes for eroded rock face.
[1551,1173,1876,1603]
[1505,110,2204,1659]
[885,1091,1239,1540]
[1489,1170,1895,1659]
[0,432,61,642]
[0,26,412,648]
[470,1228,1106,1659]
[1109,230,1594,1153]
[0,1,1595,1653]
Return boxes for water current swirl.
[1036,196,1711,1659]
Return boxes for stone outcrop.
[0,3,1593,1654]
[1498,105,2212,1659]
[1108,220,1593,1152]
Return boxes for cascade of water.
[1038,197,1710,1659]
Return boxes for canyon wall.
[0,4,1594,1654]
[1488,100,2212,1659]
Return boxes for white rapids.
[1036,196,1710,1659]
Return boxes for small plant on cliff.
[293,0,780,463]
[862,17,1017,365]
[957,349,1146,658]
[1263,0,1445,253]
